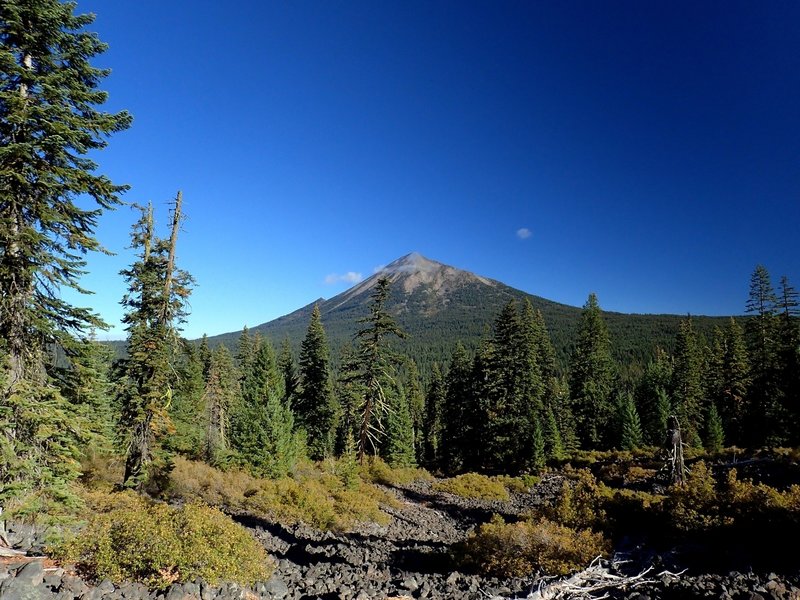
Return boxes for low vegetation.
[52,491,273,590]
[457,514,610,577]
[166,456,399,531]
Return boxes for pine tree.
[531,418,546,471]
[385,383,416,468]
[278,337,299,406]
[203,345,239,465]
[777,276,800,444]
[568,293,616,449]
[334,343,362,455]
[116,197,193,489]
[619,391,643,450]
[199,334,212,380]
[296,305,337,460]
[441,342,474,473]
[744,265,783,446]
[704,403,725,453]
[422,363,445,470]
[401,358,426,463]
[707,319,749,445]
[236,326,255,373]
[636,348,673,445]
[353,277,405,462]
[0,0,131,513]
[543,405,565,461]
[672,317,705,448]
[165,340,206,457]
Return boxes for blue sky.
[68,1,799,340]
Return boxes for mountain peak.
[381,252,441,275]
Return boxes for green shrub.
[168,457,395,531]
[359,456,432,486]
[53,491,273,590]
[434,473,510,501]
[495,474,540,494]
[457,514,609,577]
[547,469,609,529]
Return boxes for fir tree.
[0,0,130,512]
[707,319,749,445]
[777,276,800,444]
[385,383,416,468]
[543,405,565,461]
[116,196,193,489]
[619,391,643,450]
[422,363,446,470]
[296,305,337,460]
[672,317,705,447]
[636,348,673,444]
[236,326,255,373]
[165,340,206,457]
[568,293,616,449]
[401,358,426,463]
[334,343,362,455]
[353,277,405,462]
[744,265,783,445]
[278,337,299,406]
[203,345,239,465]
[530,417,546,471]
[441,342,474,473]
[704,403,725,453]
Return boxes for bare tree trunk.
[665,415,687,485]
[160,191,182,326]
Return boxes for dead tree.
[665,415,687,485]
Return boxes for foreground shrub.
[53,491,273,590]
[457,515,609,577]
[547,469,610,529]
[434,473,510,501]
[359,456,432,486]
[168,457,395,531]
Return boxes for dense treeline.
[1,0,798,522]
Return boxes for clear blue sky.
[69,0,800,340]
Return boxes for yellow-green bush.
[495,474,541,493]
[434,473,510,501]
[359,456,432,486]
[53,491,273,590]
[457,515,609,577]
[547,469,610,529]
[168,457,395,531]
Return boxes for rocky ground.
[2,474,799,599]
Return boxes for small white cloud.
[516,227,532,240]
[324,271,363,285]
[373,264,386,274]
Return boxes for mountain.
[206,252,731,376]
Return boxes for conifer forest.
[1,2,799,599]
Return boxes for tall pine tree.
[568,293,616,449]
[0,0,131,513]
[116,197,193,489]
[296,305,337,460]
[672,317,705,448]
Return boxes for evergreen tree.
[165,340,206,457]
[385,382,416,468]
[116,197,193,489]
[198,334,212,380]
[619,391,643,450]
[672,317,705,447]
[353,277,405,462]
[531,418,546,471]
[278,337,299,406]
[401,358,426,463]
[0,0,131,512]
[441,343,474,473]
[704,403,725,453]
[422,363,446,470]
[636,348,673,445]
[296,305,337,460]
[543,405,565,461]
[236,326,255,373]
[707,319,749,445]
[777,276,800,444]
[334,343,362,455]
[744,265,783,445]
[203,345,239,465]
[568,293,616,449]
